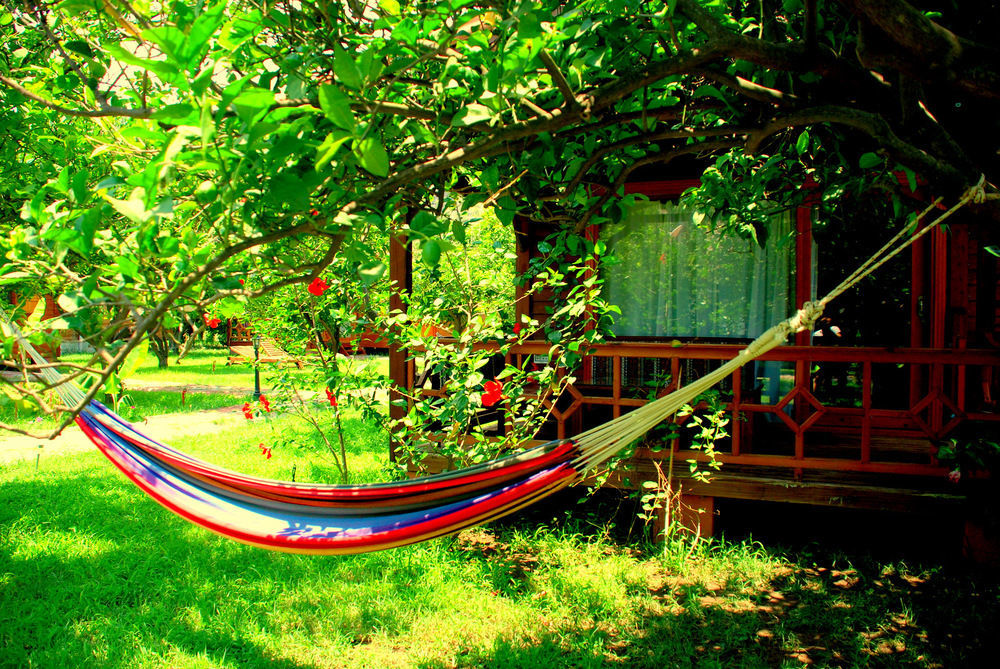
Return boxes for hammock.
[1,183,982,554]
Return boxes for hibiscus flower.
[482,380,504,407]
[307,277,329,296]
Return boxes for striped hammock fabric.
[77,399,580,554]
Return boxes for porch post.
[388,232,413,462]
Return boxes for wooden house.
[6,292,62,361]
[224,319,301,367]
[388,172,1000,559]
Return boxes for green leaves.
[119,339,149,380]
[102,187,150,224]
[105,40,184,87]
[859,152,882,169]
[142,1,227,72]
[231,87,276,122]
[452,103,494,127]
[795,130,810,155]
[358,261,387,285]
[318,85,357,131]
[379,0,401,14]
[354,137,389,177]
[316,131,353,170]
[334,46,365,90]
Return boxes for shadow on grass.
[438,548,997,668]
[1,465,997,668]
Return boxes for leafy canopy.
[1,0,998,434]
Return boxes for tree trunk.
[149,334,170,369]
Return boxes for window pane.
[603,201,794,339]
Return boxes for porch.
[398,337,999,528]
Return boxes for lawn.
[0,409,995,668]
[59,348,390,390]
[0,390,249,432]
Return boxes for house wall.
[7,292,62,360]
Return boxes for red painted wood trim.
[795,203,814,347]
[434,340,1000,366]
[389,231,413,462]
[642,450,947,476]
[862,361,872,463]
[932,227,948,349]
[622,179,702,199]
[731,366,742,456]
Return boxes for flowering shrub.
[388,226,618,469]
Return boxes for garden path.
[0,381,388,464]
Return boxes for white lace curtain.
[602,201,794,340]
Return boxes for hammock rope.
[0,180,984,554]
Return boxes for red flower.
[242,402,253,420]
[203,314,220,329]
[259,443,272,459]
[307,277,329,296]
[482,380,504,407]
[260,395,271,412]
[309,209,320,217]
[513,322,522,335]
[325,387,338,407]
[239,278,245,286]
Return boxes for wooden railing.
[414,340,1000,477]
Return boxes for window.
[602,201,795,340]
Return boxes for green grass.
[0,412,996,668]
[59,348,390,390]
[0,390,248,431]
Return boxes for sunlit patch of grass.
[0,389,247,432]
[60,348,389,390]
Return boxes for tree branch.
[839,0,1000,100]
[0,75,153,119]
[692,67,797,106]
[539,49,582,113]
[746,104,972,190]
[541,126,753,203]
[575,139,743,232]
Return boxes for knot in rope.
[791,300,825,334]
[969,175,987,204]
